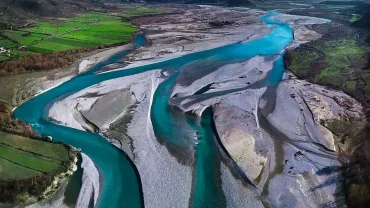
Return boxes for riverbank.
[0,100,79,206]
[0,42,136,106]
[0,132,79,206]
[283,2,370,205]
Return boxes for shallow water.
[14,11,293,208]
[150,12,292,207]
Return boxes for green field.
[24,13,117,35]
[0,49,36,62]
[314,39,370,92]
[0,56,9,61]
[0,6,170,62]
[121,6,169,18]
[286,38,370,98]
[0,12,136,59]
[59,20,135,45]
[0,38,17,48]
[0,131,70,180]
[350,13,361,23]
[0,38,17,61]
[2,30,47,45]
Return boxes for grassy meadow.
[0,131,71,180]
[286,38,370,97]
[0,12,136,61]
[121,6,169,18]
[0,5,170,63]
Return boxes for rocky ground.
[123,6,269,68]
[283,2,370,206]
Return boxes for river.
[14,11,293,208]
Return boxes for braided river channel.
[14,11,293,208]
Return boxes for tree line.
[0,102,50,141]
[0,41,130,77]
[0,51,78,77]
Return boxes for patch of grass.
[350,13,361,23]
[0,12,137,60]
[0,69,52,104]
[287,48,320,77]
[0,55,9,61]
[0,132,71,181]
[0,49,36,60]
[344,80,356,94]
[30,41,81,52]
[9,49,35,58]
[0,37,36,59]
[286,38,370,95]
[2,30,47,45]
[315,69,344,86]
[315,39,370,91]
[27,45,54,53]
[24,13,115,35]
[0,146,60,177]
[0,131,70,162]
[122,6,169,18]
[324,5,355,9]
[24,22,76,35]
[71,13,112,22]
[323,39,369,70]
[45,37,100,48]
[0,38,17,48]
[0,157,40,181]
[60,19,136,45]
[364,73,370,100]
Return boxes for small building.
[0,47,10,54]
[19,46,28,51]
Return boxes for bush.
[0,51,79,76]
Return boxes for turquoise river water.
[14,11,293,208]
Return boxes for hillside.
[109,0,254,6]
[0,0,105,30]
[0,0,255,28]
[0,0,102,16]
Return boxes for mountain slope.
[143,0,254,6]
[0,0,104,17]
[0,0,104,29]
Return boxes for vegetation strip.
[284,1,370,206]
[0,146,60,172]
[0,156,46,174]
[0,131,70,161]
[0,143,66,164]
